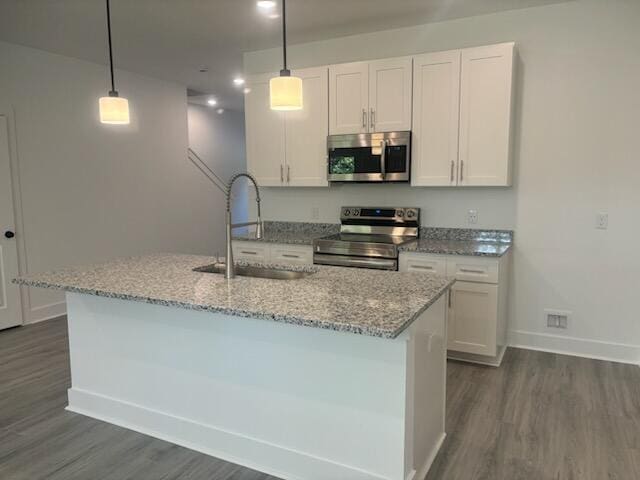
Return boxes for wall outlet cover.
[467,209,478,224]
[311,207,320,220]
[596,212,608,230]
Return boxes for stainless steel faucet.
[225,173,263,279]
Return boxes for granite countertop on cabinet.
[233,221,339,245]
[13,253,453,339]
[399,228,513,257]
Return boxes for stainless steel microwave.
[327,131,411,182]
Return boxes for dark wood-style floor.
[1,318,639,480]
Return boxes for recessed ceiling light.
[233,77,245,86]
[216,108,225,114]
[243,87,252,94]
[207,98,217,106]
[257,1,276,10]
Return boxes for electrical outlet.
[596,212,608,230]
[467,209,478,224]
[544,309,571,329]
[311,207,320,220]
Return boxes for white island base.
[65,292,447,480]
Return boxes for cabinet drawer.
[271,245,313,265]
[447,257,499,284]
[232,241,270,263]
[399,254,447,276]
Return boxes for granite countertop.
[399,239,511,257]
[13,253,453,339]
[233,221,339,245]
[399,227,513,257]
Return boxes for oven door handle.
[313,253,397,270]
[380,139,387,179]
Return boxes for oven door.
[327,132,410,182]
[313,253,398,270]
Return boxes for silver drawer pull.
[412,265,434,270]
[281,254,300,258]
[240,251,258,255]
[459,268,485,274]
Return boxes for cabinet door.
[411,50,461,186]
[245,73,285,186]
[285,67,329,187]
[329,62,369,135]
[369,57,413,132]
[458,43,514,186]
[448,281,498,356]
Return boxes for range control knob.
[406,209,416,219]
[396,209,404,218]
[353,209,359,216]
[343,209,350,217]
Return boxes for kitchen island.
[15,253,453,480]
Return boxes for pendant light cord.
[105,0,117,94]
[281,0,289,75]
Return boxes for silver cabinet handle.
[450,161,455,183]
[459,268,485,274]
[370,108,375,130]
[287,165,290,183]
[240,250,258,255]
[460,160,464,182]
[362,109,367,129]
[281,254,300,259]
[380,139,387,177]
[280,165,284,183]
[412,264,434,270]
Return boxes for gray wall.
[244,0,640,362]
[0,40,222,323]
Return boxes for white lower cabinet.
[232,241,313,265]
[400,251,510,366]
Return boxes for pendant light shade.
[270,0,302,111]
[270,74,303,111]
[99,94,130,124]
[99,0,130,125]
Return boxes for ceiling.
[0,0,568,111]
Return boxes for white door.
[411,50,461,186]
[245,73,286,186]
[0,115,23,330]
[285,67,329,187]
[368,57,413,132]
[329,62,369,135]
[458,42,514,186]
[448,281,497,356]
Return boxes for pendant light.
[269,0,302,111]
[99,0,130,124]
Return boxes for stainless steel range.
[313,207,420,270]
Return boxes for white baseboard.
[67,388,390,480]
[508,330,640,366]
[26,301,66,324]
[448,345,507,367]
[414,432,446,480]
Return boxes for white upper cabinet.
[369,57,413,132]
[285,67,329,187]
[411,50,461,186]
[411,42,515,187]
[329,62,369,135]
[459,42,515,186]
[329,58,412,135]
[245,69,329,187]
[245,73,286,186]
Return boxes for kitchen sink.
[194,263,313,280]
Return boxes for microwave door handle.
[380,139,387,179]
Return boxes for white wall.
[0,40,222,324]
[187,104,248,243]
[244,0,640,363]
